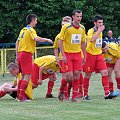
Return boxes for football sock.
[102,76,110,96]
[78,73,83,95]
[0,90,6,98]
[115,78,120,90]
[83,77,89,96]
[18,80,28,100]
[46,81,54,95]
[109,81,114,92]
[72,79,79,99]
[59,78,67,93]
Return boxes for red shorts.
[18,52,32,74]
[59,60,68,73]
[65,52,82,72]
[83,52,107,73]
[106,62,115,68]
[31,63,53,85]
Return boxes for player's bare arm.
[15,40,19,63]
[81,42,86,65]
[59,40,67,63]
[34,37,53,44]
[38,66,45,85]
[90,25,105,42]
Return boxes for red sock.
[68,82,72,98]
[115,78,120,90]
[102,76,110,96]
[63,85,68,98]
[19,80,29,100]
[0,90,6,98]
[109,81,114,92]
[46,81,54,95]
[83,77,89,96]
[59,78,67,93]
[78,73,83,95]
[72,79,79,99]
[17,80,23,99]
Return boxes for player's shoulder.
[88,28,95,33]
[108,42,118,49]
[62,23,72,29]
[55,33,60,39]
[80,24,85,30]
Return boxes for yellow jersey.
[18,25,38,55]
[54,34,62,60]
[13,73,33,99]
[103,42,120,64]
[86,28,102,55]
[34,55,59,74]
[59,23,86,53]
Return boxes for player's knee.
[85,73,91,79]
[66,75,73,81]
[101,70,108,76]
[74,71,81,79]
[114,71,120,78]
[32,84,38,89]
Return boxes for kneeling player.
[102,42,120,96]
[0,62,33,101]
[31,55,59,98]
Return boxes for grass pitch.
[0,73,120,120]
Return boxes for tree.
[0,0,120,43]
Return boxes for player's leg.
[83,72,92,100]
[72,70,81,102]
[0,83,9,98]
[58,53,73,101]
[72,52,82,102]
[18,52,32,101]
[31,63,39,89]
[59,72,68,100]
[77,72,83,98]
[114,59,120,95]
[46,73,56,98]
[98,54,116,99]
[0,83,14,98]
[83,52,96,100]
[107,66,114,93]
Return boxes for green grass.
[0,73,120,120]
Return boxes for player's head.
[108,30,113,37]
[94,15,103,28]
[7,62,19,76]
[72,9,82,25]
[26,14,37,27]
[44,61,59,74]
[102,41,108,53]
[61,16,72,26]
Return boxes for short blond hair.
[62,16,72,23]
[7,62,18,70]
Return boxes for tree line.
[0,0,120,43]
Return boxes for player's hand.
[62,55,67,63]
[82,57,86,65]
[15,56,18,63]
[47,39,53,44]
[38,80,42,85]
[98,25,105,32]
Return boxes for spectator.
[105,30,116,42]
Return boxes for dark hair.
[94,15,103,22]
[26,14,37,24]
[72,9,82,15]
[102,41,107,48]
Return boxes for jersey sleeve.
[53,35,59,49]
[81,28,86,43]
[30,28,38,40]
[59,24,67,41]
[87,29,93,41]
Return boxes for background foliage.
[0,0,120,43]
